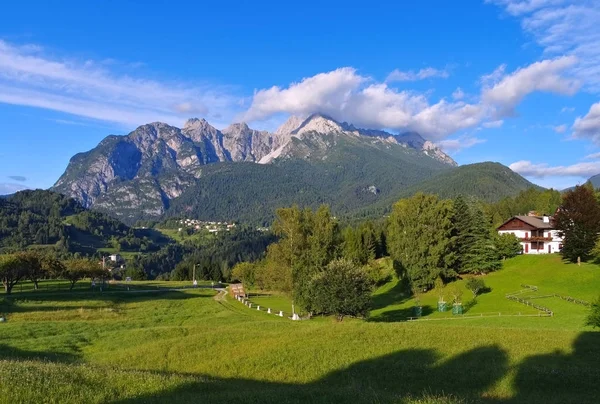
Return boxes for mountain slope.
[52,114,456,224]
[348,162,541,219]
[0,190,168,254]
[397,162,540,202]
[166,132,453,225]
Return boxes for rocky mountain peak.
[291,113,345,136]
[182,117,219,142]
[222,122,251,136]
[275,115,305,136]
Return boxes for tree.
[308,259,373,321]
[0,254,28,294]
[62,258,107,290]
[453,197,501,274]
[267,205,340,310]
[387,193,456,290]
[586,296,600,328]
[495,233,522,259]
[231,262,257,289]
[20,251,64,290]
[124,265,146,281]
[466,278,486,299]
[555,185,600,262]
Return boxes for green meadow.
[1,255,599,403]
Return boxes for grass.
[0,255,599,403]
[154,228,215,245]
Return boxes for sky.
[1,0,600,194]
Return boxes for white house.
[497,214,563,254]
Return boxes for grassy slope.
[0,255,599,403]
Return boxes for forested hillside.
[0,190,167,254]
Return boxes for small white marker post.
[267,308,271,314]
[278,311,284,317]
[257,305,260,311]
[248,303,252,309]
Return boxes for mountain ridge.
[52,114,457,222]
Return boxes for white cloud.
[482,120,504,128]
[553,124,567,133]
[386,67,449,82]
[510,159,600,178]
[437,136,486,153]
[488,0,600,92]
[573,102,600,144]
[244,58,577,140]
[584,152,600,160]
[0,40,240,127]
[452,87,465,100]
[481,56,580,116]
[561,106,575,113]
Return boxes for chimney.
[543,215,550,223]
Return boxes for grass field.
[0,255,599,403]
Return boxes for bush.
[495,233,522,259]
[465,278,486,299]
[309,259,374,321]
[587,297,600,328]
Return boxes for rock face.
[53,114,456,221]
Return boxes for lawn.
[0,255,599,403]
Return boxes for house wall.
[497,228,562,255]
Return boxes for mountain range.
[52,114,535,225]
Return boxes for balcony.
[520,236,552,242]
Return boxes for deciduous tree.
[388,193,456,290]
[308,259,373,321]
[555,185,600,262]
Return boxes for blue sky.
[1,0,599,194]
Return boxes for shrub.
[309,259,374,321]
[466,278,486,299]
[586,297,600,328]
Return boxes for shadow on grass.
[368,305,434,322]
[94,333,600,403]
[509,332,600,404]
[370,276,411,311]
[0,344,79,363]
[0,289,210,315]
[110,345,509,404]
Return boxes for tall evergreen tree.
[453,197,501,274]
[555,185,600,262]
[461,204,501,274]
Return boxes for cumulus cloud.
[0,40,240,127]
[481,56,580,116]
[8,175,26,182]
[553,124,567,133]
[386,67,449,82]
[561,106,575,113]
[573,102,600,144]
[510,159,600,178]
[436,136,486,153]
[244,58,577,140]
[488,0,600,92]
[584,152,600,160]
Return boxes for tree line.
[0,251,109,294]
[230,195,522,320]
